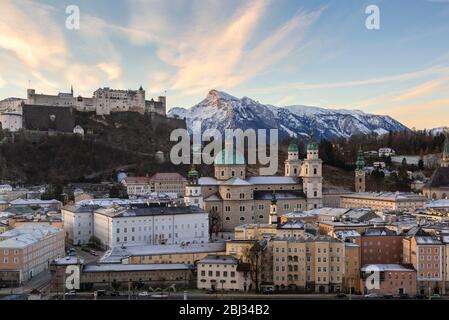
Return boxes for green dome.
[307,142,319,151]
[288,143,299,152]
[214,148,245,165]
[188,169,199,177]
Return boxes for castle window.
[226,193,231,199]
[232,171,235,177]
[314,168,317,175]
[294,168,297,174]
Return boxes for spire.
[70,85,73,96]
[271,190,277,205]
[288,136,299,153]
[307,132,319,151]
[442,133,449,167]
[356,147,365,170]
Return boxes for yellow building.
[272,235,345,293]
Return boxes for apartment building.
[360,264,416,295]
[272,235,345,293]
[0,224,65,285]
[340,192,427,211]
[197,255,251,291]
[123,173,187,197]
[359,228,404,265]
[403,227,445,295]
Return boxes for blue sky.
[0,0,449,129]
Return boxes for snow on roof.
[335,230,361,238]
[246,176,299,185]
[342,192,427,202]
[198,177,219,185]
[425,199,449,208]
[305,207,349,217]
[76,195,177,207]
[204,194,221,201]
[83,263,194,273]
[415,236,442,245]
[220,177,252,186]
[0,224,62,248]
[100,242,226,263]
[10,199,61,206]
[53,256,85,265]
[361,264,415,272]
[282,211,315,218]
[199,254,238,265]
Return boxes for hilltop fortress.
[0,86,167,132]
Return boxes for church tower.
[301,137,323,210]
[442,134,449,168]
[355,148,366,192]
[285,137,301,177]
[269,191,278,225]
[184,166,204,208]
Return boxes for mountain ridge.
[168,89,410,140]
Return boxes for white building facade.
[93,206,209,249]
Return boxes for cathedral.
[423,134,449,200]
[184,139,323,232]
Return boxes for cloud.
[392,79,447,102]
[127,0,323,95]
[97,63,122,81]
[0,1,67,70]
[0,74,6,88]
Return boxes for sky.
[0,0,449,129]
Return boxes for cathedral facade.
[185,140,323,232]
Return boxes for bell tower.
[301,136,323,210]
[285,137,301,177]
[442,134,449,168]
[269,191,278,225]
[355,148,366,192]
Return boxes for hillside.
[0,111,188,185]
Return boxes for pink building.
[0,224,65,285]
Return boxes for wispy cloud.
[392,78,447,101]
[127,0,323,95]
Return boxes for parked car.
[138,291,149,297]
[431,294,441,300]
[65,290,76,296]
[399,293,410,299]
[94,290,106,297]
[89,250,98,256]
[110,291,120,297]
[262,287,274,295]
[364,293,379,299]
[416,294,426,300]
[336,293,347,299]
[383,294,394,299]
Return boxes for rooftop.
[198,254,239,265]
[341,192,427,202]
[95,205,206,218]
[100,242,226,263]
[0,224,63,248]
[83,263,194,273]
[361,264,415,272]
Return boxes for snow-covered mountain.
[429,127,449,136]
[168,90,409,140]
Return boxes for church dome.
[214,148,245,165]
[288,143,299,152]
